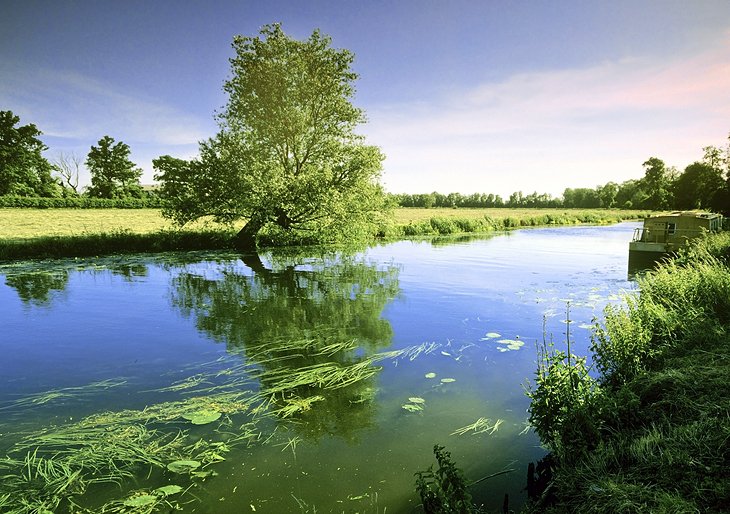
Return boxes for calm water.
[0,223,639,513]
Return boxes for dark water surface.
[0,223,639,513]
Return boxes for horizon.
[2,0,729,197]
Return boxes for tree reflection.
[170,249,400,441]
[3,271,69,307]
[1,259,152,307]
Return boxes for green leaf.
[123,494,157,507]
[408,397,425,403]
[402,403,423,412]
[182,409,221,425]
[154,484,183,496]
[167,460,201,473]
[424,372,437,379]
[440,378,456,383]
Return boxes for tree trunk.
[234,217,264,251]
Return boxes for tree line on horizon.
[393,147,730,215]
[2,107,728,216]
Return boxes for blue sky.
[2,0,729,196]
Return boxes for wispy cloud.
[365,33,730,196]
[0,64,213,146]
[0,62,216,184]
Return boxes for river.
[0,222,639,513]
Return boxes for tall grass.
[525,232,730,513]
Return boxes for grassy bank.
[0,208,648,260]
[525,231,730,513]
[386,208,647,237]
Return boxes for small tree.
[51,150,82,195]
[155,24,386,250]
[0,110,58,197]
[86,135,143,198]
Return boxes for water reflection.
[3,270,69,306]
[170,250,400,441]
[0,260,154,307]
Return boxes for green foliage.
[0,195,161,208]
[674,161,725,210]
[640,157,675,210]
[415,445,479,514]
[0,229,235,260]
[526,328,602,457]
[86,135,143,199]
[155,24,387,248]
[0,110,59,197]
[526,232,730,513]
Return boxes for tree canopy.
[154,24,386,249]
[0,110,58,197]
[86,135,143,199]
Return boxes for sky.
[1,0,729,197]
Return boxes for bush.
[0,195,163,209]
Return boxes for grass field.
[0,208,204,240]
[0,207,648,260]
[0,208,646,240]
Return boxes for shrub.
[0,195,163,209]
[430,217,457,235]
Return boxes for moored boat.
[628,211,723,270]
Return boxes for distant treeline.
[392,143,730,215]
[2,108,728,215]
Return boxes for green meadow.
[0,207,648,260]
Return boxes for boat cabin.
[629,211,723,270]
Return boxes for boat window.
[666,223,676,235]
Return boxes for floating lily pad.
[408,397,425,403]
[485,332,501,338]
[578,323,593,330]
[167,459,201,473]
[440,378,456,383]
[182,409,221,425]
[123,494,157,507]
[402,403,423,412]
[424,372,437,379]
[154,485,183,496]
[497,339,519,345]
[192,470,217,478]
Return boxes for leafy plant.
[526,307,602,458]
[415,445,479,514]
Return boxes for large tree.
[86,135,143,198]
[154,24,386,250]
[0,110,58,197]
[640,157,676,210]
[673,161,725,210]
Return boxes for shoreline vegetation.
[524,231,730,513]
[0,207,648,260]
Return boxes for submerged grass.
[525,232,730,513]
[0,341,439,513]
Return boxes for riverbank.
[525,231,730,513]
[0,208,647,260]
